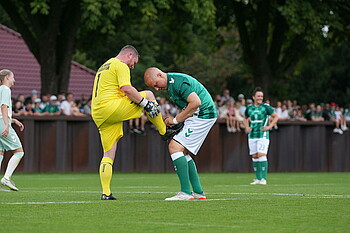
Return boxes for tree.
[215,0,350,99]
[1,0,215,95]
[0,0,123,95]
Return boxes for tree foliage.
[215,0,350,100]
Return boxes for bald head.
[144,67,167,91]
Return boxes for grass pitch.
[0,172,349,233]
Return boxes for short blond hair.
[0,69,13,83]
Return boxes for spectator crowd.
[12,89,350,135]
[12,90,91,117]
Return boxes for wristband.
[138,97,148,107]
[173,117,179,125]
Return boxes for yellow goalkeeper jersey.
[91,58,131,126]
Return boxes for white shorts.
[248,138,270,155]
[173,116,217,155]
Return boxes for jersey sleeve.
[244,107,250,118]
[0,87,11,107]
[116,62,131,88]
[179,82,193,100]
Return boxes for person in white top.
[0,69,25,191]
[60,92,74,116]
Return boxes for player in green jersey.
[243,87,279,185]
[144,67,217,200]
[0,69,25,191]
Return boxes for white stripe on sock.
[170,152,184,161]
[185,155,192,162]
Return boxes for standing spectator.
[305,103,316,120]
[278,104,290,121]
[23,100,37,116]
[0,69,25,191]
[234,101,245,131]
[16,94,25,104]
[220,89,235,105]
[43,95,60,115]
[344,105,350,124]
[12,100,24,116]
[33,98,44,115]
[40,94,50,111]
[57,93,66,104]
[83,98,92,115]
[71,100,85,117]
[61,92,74,116]
[243,87,279,185]
[311,105,325,122]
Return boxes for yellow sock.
[146,102,166,135]
[99,157,114,195]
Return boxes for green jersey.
[44,104,60,113]
[167,73,217,119]
[245,103,275,139]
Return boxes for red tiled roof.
[0,24,96,98]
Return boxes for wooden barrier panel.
[0,116,349,173]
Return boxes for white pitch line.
[2,201,97,205]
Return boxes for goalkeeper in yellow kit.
[92,45,180,200]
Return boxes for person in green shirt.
[144,67,217,201]
[243,87,279,185]
[43,95,60,116]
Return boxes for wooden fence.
[1,116,349,173]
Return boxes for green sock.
[260,161,268,180]
[187,156,203,194]
[172,154,191,194]
[253,161,262,180]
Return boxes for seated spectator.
[13,100,24,116]
[311,105,325,122]
[43,95,60,115]
[329,102,343,134]
[225,100,237,133]
[338,106,348,132]
[234,101,245,131]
